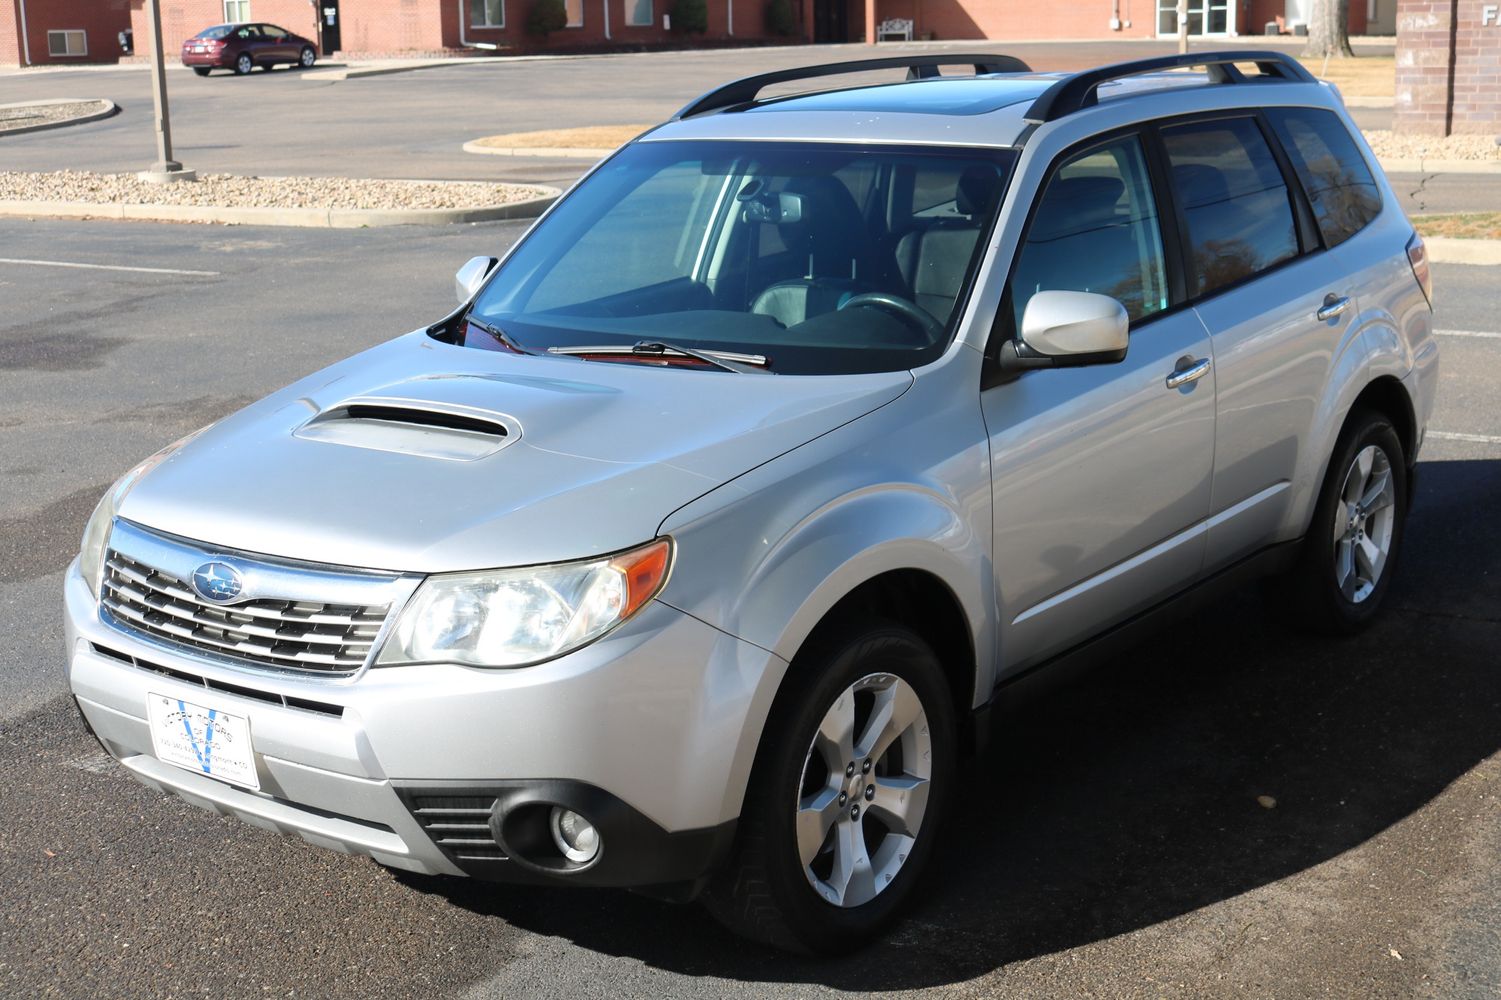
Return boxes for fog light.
[549,806,600,865]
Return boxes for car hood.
[118,331,912,572]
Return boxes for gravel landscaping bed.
[1365,130,1501,163]
[0,170,538,211]
[0,100,113,134]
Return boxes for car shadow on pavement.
[395,457,1501,991]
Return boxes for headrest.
[956,166,1001,217]
[1028,176,1124,242]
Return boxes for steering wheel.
[837,292,944,341]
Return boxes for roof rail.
[1023,49,1317,124]
[673,53,1033,119]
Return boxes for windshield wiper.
[547,340,771,374]
[463,315,537,356]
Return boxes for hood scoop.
[294,396,518,462]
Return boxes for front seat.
[750,176,870,329]
[894,165,1003,322]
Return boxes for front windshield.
[465,140,1014,375]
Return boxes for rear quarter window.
[1266,107,1382,248]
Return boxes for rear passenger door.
[983,132,1217,672]
[1159,113,1361,572]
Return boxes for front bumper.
[63,557,782,888]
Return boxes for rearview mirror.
[455,256,499,304]
[998,291,1129,372]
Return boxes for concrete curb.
[0,184,560,228]
[463,139,614,159]
[1376,157,1501,175]
[0,99,118,137]
[1423,237,1501,266]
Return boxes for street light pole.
[1177,0,1189,54]
[139,0,196,183]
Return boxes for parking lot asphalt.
[0,217,1498,998]
[11,39,1496,220]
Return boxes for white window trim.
[470,0,505,28]
[223,0,251,22]
[625,0,653,27]
[565,0,584,28]
[48,29,88,57]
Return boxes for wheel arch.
[788,569,981,754]
[1351,375,1418,473]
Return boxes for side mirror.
[455,256,499,304]
[998,290,1130,372]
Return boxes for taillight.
[1407,232,1433,307]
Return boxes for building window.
[565,0,583,26]
[469,0,505,26]
[626,0,652,25]
[47,30,88,57]
[223,0,251,22]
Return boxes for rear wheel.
[192,66,210,76]
[1273,408,1407,634]
[234,52,253,75]
[298,46,316,69]
[703,621,955,953]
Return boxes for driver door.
[982,131,1216,673]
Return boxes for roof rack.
[673,53,1033,119]
[1023,49,1317,124]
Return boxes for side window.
[1009,134,1169,332]
[1266,107,1381,248]
[1160,117,1298,297]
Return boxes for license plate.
[147,693,260,790]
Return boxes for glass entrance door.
[1157,0,1233,35]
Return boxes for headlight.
[79,426,213,598]
[377,538,673,669]
[78,490,118,599]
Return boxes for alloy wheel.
[796,672,931,908]
[1332,444,1395,603]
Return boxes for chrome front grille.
[98,519,415,676]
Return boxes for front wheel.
[298,46,316,69]
[703,622,955,953]
[1273,408,1408,634]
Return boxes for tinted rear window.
[193,25,234,39]
[1267,107,1381,248]
[1161,117,1298,297]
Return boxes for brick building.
[8,0,1388,65]
[2,0,132,67]
[1394,0,1501,135]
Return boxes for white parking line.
[0,257,219,277]
[1435,329,1501,340]
[1429,431,1501,445]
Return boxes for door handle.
[1317,295,1350,322]
[1166,356,1211,389]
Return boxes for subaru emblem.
[191,561,245,603]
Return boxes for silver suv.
[64,51,1439,953]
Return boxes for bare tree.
[1304,0,1355,59]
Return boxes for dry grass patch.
[470,124,651,150]
[1296,54,1394,98]
[1414,213,1501,240]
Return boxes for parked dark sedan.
[181,23,318,76]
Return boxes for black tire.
[234,52,253,75]
[1272,408,1408,635]
[192,66,211,77]
[702,621,956,954]
[298,46,316,69]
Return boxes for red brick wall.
[127,0,321,59]
[873,0,1156,42]
[1396,0,1501,135]
[4,0,132,66]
